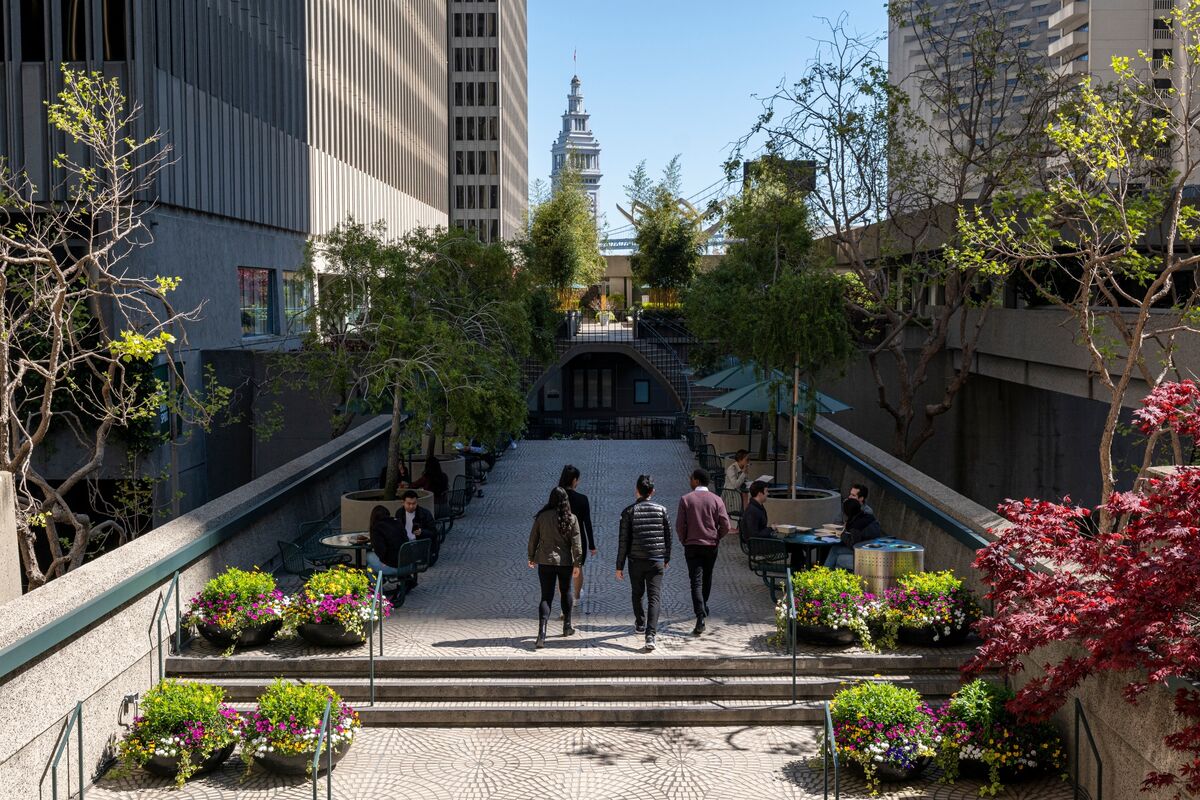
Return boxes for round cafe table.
[778,530,843,572]
[319,532,372,569]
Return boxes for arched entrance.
[527,346,682,438]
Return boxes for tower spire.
[550,73,602,218]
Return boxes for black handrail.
[823,701,840,799]
[151,571,183,684]
[1074,698,1103,800]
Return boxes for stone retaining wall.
[0,417,389,798]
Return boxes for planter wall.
[763,488,841,528]
[693,414,732,435]
[720,455,793,484]
[706,430,768,455]
[341,489,434,532]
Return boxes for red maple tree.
[966,380,1200,796]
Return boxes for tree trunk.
[383,382,404,501]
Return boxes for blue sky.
[526,0,888,237]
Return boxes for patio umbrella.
[703,380,851,416]
[694,363,763,389]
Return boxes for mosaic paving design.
[92,441,1075,797]
[93,726,1077,799]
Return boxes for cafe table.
[777,529,843,572]
[319,532,372,569]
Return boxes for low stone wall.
[0,416,389,798]
[801,415,1175,799]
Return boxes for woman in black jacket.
[558,465,596,604]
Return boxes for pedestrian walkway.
[92,440,1076,798]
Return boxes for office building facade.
[447,0,529,242]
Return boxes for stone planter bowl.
[341,489,434,531]
[763,487,841,529]
[706,430,769,455]
[143,741,236,780]
[253,742,351,776]
[898,621,972,647]
[794,622,857,647]
[297,619,376,648]
[197,618,282,651]
[693,414,731,435]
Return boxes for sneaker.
[634,622,646,634]
[644,635,656,652]
[692,618,706,636]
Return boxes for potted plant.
[886,570,981,646]
[288,565,391,647]
[937,680,1066,795]
[183,568,288,656]
[827,681,940,795]
[778,567,896,651]
[114,679,242,787]
[241,680,359,776]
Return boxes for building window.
[467,117,475,140]
[465,48,474,70]
[489,47,498,70]
[490,220,500,241]
[467,185,476,209]
[454,82,463,106]
[21,0,46,61]
[464,12,473,36]
[490,117,498,141]
[467,151,476,174]
[455,117,464,141]
[453,12,462,37]
[454,48,462,71]
[102,0,127,60]
[634,380,650,404]
[489,81,498,105]
[488,12,497,35]
[490,151,499,174]
[239,267,275,337]
[490,185,499,209]
[478,47,486,70]
[466,82,474,105]
[455,186,464,209]
[62,0,86,61]
[282,271,311,334]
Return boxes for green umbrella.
[703,379,851,415]
[694,364,764,389]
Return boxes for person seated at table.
[412,456,450,503]
[824,497,881,570]
[367,505,406,597]
[738,480,771,548]
[725,450,751,497]
[837,483,874,522]
[398,489,439,564]
[377,459,410,492]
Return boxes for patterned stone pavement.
[93,440,1076,797]
[94,725,1076,799]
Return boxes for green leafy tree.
[0,68,225,587]
[526,165,603,307]
[299,223,532,500]
[630,185,707,302]
[952,6,1200,529]
[732,13,1058,462]
[623,159,653,208]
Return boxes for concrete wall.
[0,417,389,799]
[800,414,1178,800]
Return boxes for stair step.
[227,698,900,727]
[167,652,973,679]
[191,673,964,703]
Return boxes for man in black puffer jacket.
[616,474,672,651]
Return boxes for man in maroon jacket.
[676,468,732,635]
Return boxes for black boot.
[535,617,547,649]
[562,610,576,637]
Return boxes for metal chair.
[747,537,789,602]
[386,539,431,607]
[722,488,744,522]
[277,539,350,579]
[449,476,467,519]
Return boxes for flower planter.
[863,756,930,783]
[794,622,857,646]
[143,742,236,780]
[898,622,971,647]
[959,758,1045,784]
[253,743,350,776]
[297,619,376,648]
[197,618,282,651]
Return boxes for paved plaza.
[94,440,1078,798]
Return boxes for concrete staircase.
[166,651,967,727]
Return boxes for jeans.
[365,551,398,578]
[537,564,574,625]
[684,544,719,620]
[824,545,855,570]
[628,559,665,636]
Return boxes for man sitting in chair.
[368,492,438,599]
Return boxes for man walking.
[615,474,671,651]
[676,468,731,636]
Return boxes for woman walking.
[527,486,583,649]
[558,465,596,604]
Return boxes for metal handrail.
[311,698,333,800]
[368,572,384,705]
[152,571,183,684]
[785,567,797,704]
[1074,698,1103,800]
[50,700,84,800]
[637,323,693,412]
[823,701,840,800]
